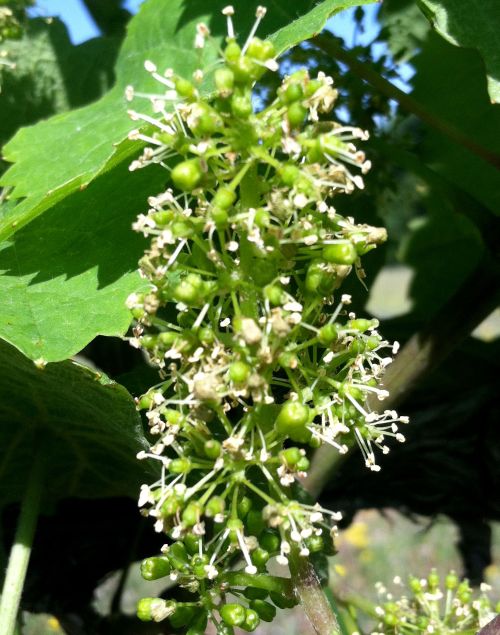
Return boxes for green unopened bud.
[171,159,202,191]
[140,556,171,581]
[322,242,357,265]
[220,603,246,627]
[137,598,176,622]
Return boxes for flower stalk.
[0,448,44,635]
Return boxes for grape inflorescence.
[126,6,407,632]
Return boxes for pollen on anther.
[144,60,157,73]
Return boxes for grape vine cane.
[123,6,497,635]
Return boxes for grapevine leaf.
[0,0,376,241]
[0,339,153,507]
[418,0,500,104]
[0,18,119,149]
[0,161,167,363]
[411,32,500,215]
[268,0,378,54]
[399,209,484,317]
[378,0,429,62]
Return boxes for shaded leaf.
[418,0,500,104]
[268,0,378,53]
[0,339,152,507]
[399,209,484,317]
[0,18,119,149]
[0,161,166,362]
[411,33,500,215]
[0,0,376,241]
[378,0,429,62]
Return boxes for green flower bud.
[245,509,265,537]
[251,547,270,568]
[191,553,210,579]
[229,360,251,384]
[168,541,189,570]
[275,401,310,436]
[237,496,253,519]
[287,102,307,128]
[229,56,259,84]
[445,571,459,590]
[182,501,203,527]
[231,92,253,118]
[224,40,242,63]
[285,82,304,104]
[213,186,237,210]
[260,529,280,553]
[137,393,153,410]
[211,206,229,229]
[279,164,301,186]
[158,331,177,347]
[246,37,275,61]
[408,576,422,594]
[169,457,192,474]
[296,456,310,471]
[280,446,302,467]
[140,334,156,349]
[198,326,216,345]
[204,439,222,459]
[140,556,171,581]
[215,67,235,95]
[305,535,324,553]
[278,351,299,369]
[322,242,357,265]
[304,78,322,97]
[318,323,339,345]
[427,569,440,590]
[175,77,196,99]
[220,603,246,627]
[348,318,376,332]
[171,159,203,191]
[241,608,260,632]
[137,598,175,622]
[384,613,398,627]
[161,495,181,517]
[264,284,284,306]
[227,518,244,539]
[205,496,225,518]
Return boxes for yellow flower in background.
[334,564,347,577]
[342,522,370,549]
[47,616,62,631]
[359,549,374,564]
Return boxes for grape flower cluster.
[0,0,33,42]
[371,571,499,634]
[126,6,408,633]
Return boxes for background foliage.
[0,0,499,633]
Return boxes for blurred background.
[1,1,499,633]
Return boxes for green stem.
[312,34,500,171]
[324,588,351,635]
[0,450,44,635]
[289,548,341,635]
[221,572,294,597]
[338,593,379,620]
